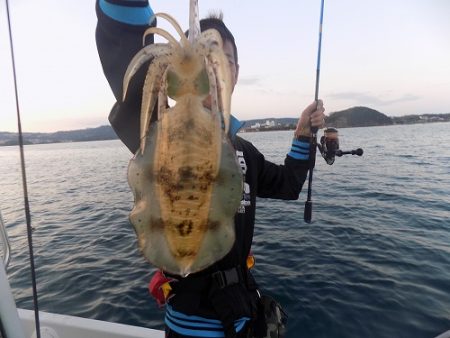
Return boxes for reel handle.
[335,148,363,157]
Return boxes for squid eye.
[194,68,210,96]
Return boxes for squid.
[124,0,243,276]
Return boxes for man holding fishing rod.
[96,0,325,337]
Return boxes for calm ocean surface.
[1,123,449,338]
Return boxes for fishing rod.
[304,0,325,223]
[5,0,41,337]
[304,0,363,223]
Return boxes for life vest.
[148,254,258,338]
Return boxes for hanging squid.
[124,0,243,276]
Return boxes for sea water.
[0,122,449,338]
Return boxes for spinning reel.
[317,127,363,165]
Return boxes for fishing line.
[4,0,41,337]
[304,0,325,223]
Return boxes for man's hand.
[294,99,326,138]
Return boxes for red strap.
[148,270,173,307]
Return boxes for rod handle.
[304,200,313,223]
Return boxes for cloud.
[328,91,420,106]
[238,76,262,86]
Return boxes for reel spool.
[318,127,363,165]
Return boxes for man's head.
[199,14,239,88]
[199,15,238,65]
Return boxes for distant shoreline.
[1,113,449,147]
[1,120,449,147]
[241,119,450,133]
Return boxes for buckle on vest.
[212,266,243,289]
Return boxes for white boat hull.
[18,309,164,338]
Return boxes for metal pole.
[4,1,41,337]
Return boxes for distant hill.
[325,106,393,128]
[0,126,118,146]
[242,107,396,131]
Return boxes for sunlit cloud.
[328,91,420,107]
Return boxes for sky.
[0,0,449,133]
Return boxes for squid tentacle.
[154,13,189,48]
[123,43,172,101]
[140,56,170,153]
[143,27,181,48]
[204,58,219,118]
[188,0,200,44]
[198,30,232,133]
[157,67,169,120]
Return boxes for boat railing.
[0,210,11,270]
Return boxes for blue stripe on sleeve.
[292,139,310,149]
[99,0,153,25]
[288,139,310,160]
